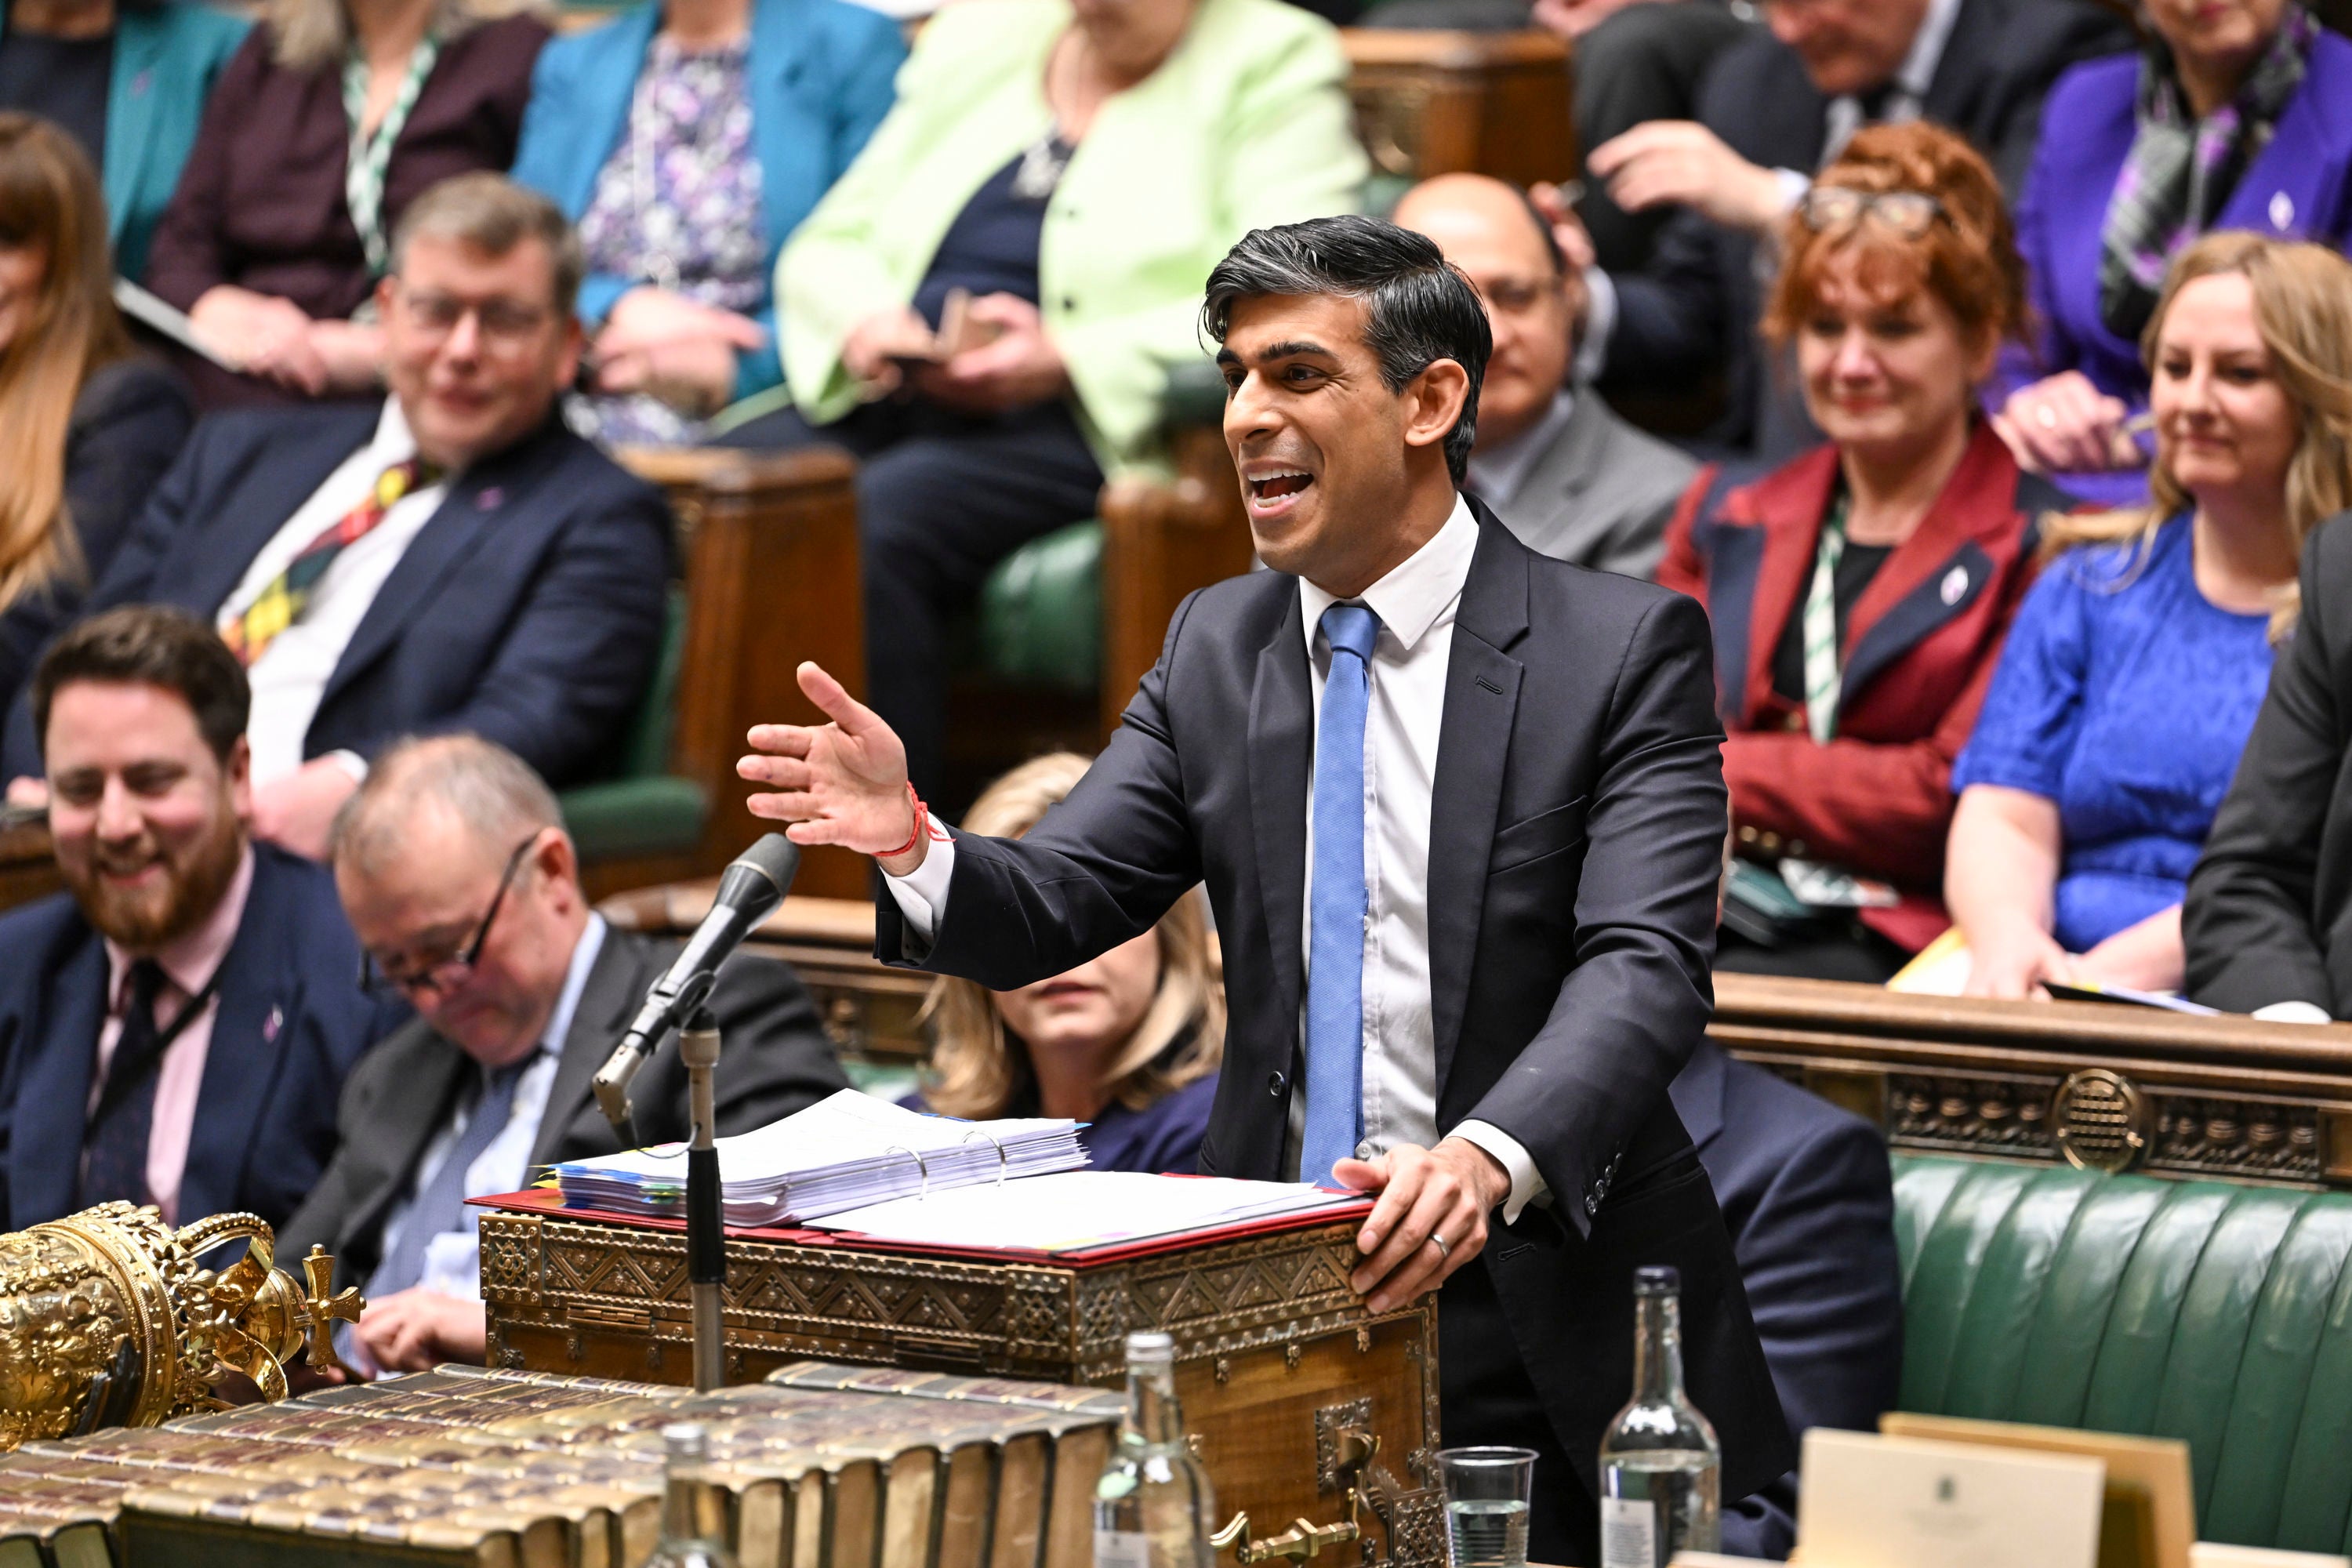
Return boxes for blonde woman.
[1946,233,2352,999]
[0,114,190,714]
[904,753,1224,1174]
[144,0,548,403]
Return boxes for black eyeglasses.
[359,833,541,997]
[1798,186,1948,240]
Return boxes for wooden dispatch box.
[477,1203,1446,1566]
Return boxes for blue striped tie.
[1302,602,1381,1186]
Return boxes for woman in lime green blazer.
[728,0,1366,797]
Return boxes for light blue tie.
[1303,601,1381,1186]
[368,1053,534,1300]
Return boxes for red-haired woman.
[0,112,190,715]
[1657,122,2069,981]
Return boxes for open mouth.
[1249,470,1315,501]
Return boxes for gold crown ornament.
[0,1202,362,1450]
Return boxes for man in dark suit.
[0,172,670,861]
[0,606,397,1232]
[740,216,1788,1563]
[2187,514,2352,1020]
[1673,1039,1903,1557]
[279,735,845,1374]
[1581,0,2130,459]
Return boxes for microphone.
[593,833,801,1134]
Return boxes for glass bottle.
[1598,1266,1721,1568]
[1094,1330,1216,1568]
[645,1422,739,1568]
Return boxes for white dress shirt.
[388,914,606,1301]
[218,399,450,785]
[888,497,1548,1221]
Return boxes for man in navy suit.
[739,216,1790,1564]
[1675,1040,1903,1557]
[0,607,399,1233]
[1,173,670,859]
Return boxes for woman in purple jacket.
[1992,0,2352,507]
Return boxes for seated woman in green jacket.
[717,0,1366,800]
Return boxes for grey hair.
[390,172,585,317]
[330,733,563,877]
[265,0,546,72]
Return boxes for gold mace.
[0,1201,362,1450]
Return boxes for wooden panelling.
[1096,424,1257,739]
[1341,28,1576,190]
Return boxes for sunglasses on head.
[1798,186,1947,239]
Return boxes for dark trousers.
[715,396,1104,800]
[1573,1,1752,273]
[1441,1260,1595,1566]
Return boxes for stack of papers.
[808,1171,1362,1254]
[553,1089,1087,1226]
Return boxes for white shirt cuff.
[1575,267,1617,383]
[327,749,369,783]
[882,833,956,938]
[1772,168,1811,213]
[2253,1000,2333,1025]
[1450,1120,1548,1225]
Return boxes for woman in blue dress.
[900,752,1223,1174]
[1947,231,2352,999]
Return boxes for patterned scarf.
[2097,5,2315,341]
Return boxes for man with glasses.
[281,734,844,1375]
[0,607,398,1232]
[1393,173,1696,579]
[0,173,670,861]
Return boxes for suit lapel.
[1739,449,1841,723]
[568,9,659,218]
[9,931,107,1228]
[749,0,815,246]
[187,412,380,619]
[532,931,654,1168]
[321,422,567,714]
[177,849,299,1223]
[346,1032,471,1250]
[1428,512,1529,1094]
[1247,593,1311,1057]
[1839,425,2016,701]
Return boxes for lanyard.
[1800,493,1849,745]
[89,967,227,1127]
[342,34,441,278]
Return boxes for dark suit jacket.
[0,404,672,786]
[0,356,194,717]
[1602,0,2131,458]
[1657,424,2067,949]
[0,841,401,1232]
[1672,1040,1903,1559]
[2187,512,2352,1015]
[280,925,848,1289]
[877,503,1793,1503]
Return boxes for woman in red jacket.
[1658,122,2071,981]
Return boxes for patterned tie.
[79,960,172,1208]
[1800,496,1849,745]
[367,1053,534,1300]
[220,457,439,666]
[1301,602,1381,1187]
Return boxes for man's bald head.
[1393,174,1580,454]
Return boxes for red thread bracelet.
[879,782,927,859]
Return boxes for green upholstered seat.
[1892,1155,2352,1553]
[559,584,710,862]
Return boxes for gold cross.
[300,1246,365,1374]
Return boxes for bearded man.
[0,606,400,1230]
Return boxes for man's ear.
[537,826,582,908]
[1400,358,1472,456]
[226,735,252,819]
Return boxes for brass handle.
[1210,1511,1360,1564]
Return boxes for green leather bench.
[1892,1154,2352,1554]
[557,585,711,863]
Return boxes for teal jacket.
[0,2,252,279]
[779,0,1367,473]
[510,0,905,404]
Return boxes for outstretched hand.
[739,663,928,873]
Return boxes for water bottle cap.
[662,1422,710,1460]
[1125,1330,1176,1363]
[1634,1265,1680,1294]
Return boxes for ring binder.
[884,1145,931,1200]
[960,1128,1011,1187]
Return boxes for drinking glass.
[1438,1446,1537,1568]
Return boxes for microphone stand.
[680,1005,726,1392]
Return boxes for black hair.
[33,605,249,763]
[1201,216,1492,484]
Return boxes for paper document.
[113,277,234,368]
[554,1088,1087,1225]
[808,1170,1359,1253]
